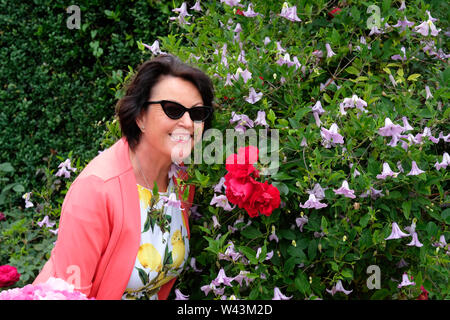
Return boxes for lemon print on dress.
[138,243,162,272]
[137,185,152,207]
[171,230,185,269]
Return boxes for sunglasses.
[145,100,213,122]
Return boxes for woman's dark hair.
[116,54,214,150]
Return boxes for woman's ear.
[136,111,146,132]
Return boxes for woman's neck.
[129,144,172,193]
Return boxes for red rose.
[328,7,341,18]
[0,265,21,287]
[417,285,429,300]
[225,146,260,179]
[0,212,5,221]
[224,173,258,209]
[245,181,281,217]
[236,9,244,16]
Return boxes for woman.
[33,54,214,300]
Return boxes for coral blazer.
[33,137,194,300]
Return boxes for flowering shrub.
[155,0,449,299]
[1,0,448,301]
[0,277,93,300]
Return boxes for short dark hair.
[116,54,214,150]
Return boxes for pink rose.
[0,265,21,287]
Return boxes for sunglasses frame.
[145,100,213,122]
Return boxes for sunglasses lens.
[190,107,210,121]
[163,102,185,119]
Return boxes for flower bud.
[292,240,297,247]
[353,202,360,210]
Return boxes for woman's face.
[136,75,205,164]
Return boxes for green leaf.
[308,239,317,260]
[136,267,149,285]
[425,221,438,237]
[370,289,391,300]
[345,66,360,76]
[442,208,450,225]
[295,270,310,295]
[241,226,263,239]
[360,213,370,228]
[0,162,14,173]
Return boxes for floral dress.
[122,178,190,300]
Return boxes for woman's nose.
[178,110,194,128]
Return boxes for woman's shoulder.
[77,137,133,182]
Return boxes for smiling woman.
[32,54,215,300]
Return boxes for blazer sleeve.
[33,175,111,297]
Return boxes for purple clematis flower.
[22,192,34,208]
[432,235,447,248]
[55,159,77,179]
[190,0,202,12]
[218,241,242,262]
[142,40,163,55]
[378,117,405,139]
[391,47,407,61]
[401,116,414,131]
[326,280,353,296]
[175,289,189,300]
[398,0,406,11]
[210,194,235,211]
[377,162,399,179]
[398,273,415,288]
[295,215,308,232]
[234,271,253,286]
[272,287,292,300]
[415,19,440,37]
[244,87,263,104]
[213,177,226,193]
[311,101,325,115]
[279,3,301,22]
[393,17,415,31]
[212,268,234,287]
[170,2,192,25]
[243,3,259,17]
[212,215,221,229]
[406,161,425,176]
[269,225,279,243]
[37,215,56,228]
[425,85,433,100]
[407,232,424,247]
[359,187,384,200]
[385,222,409,240]
[299,194,328,209]
[306,183,327,200]
[434,152,450,170]
[325,43,336,58]
[333,180,356,199]
[189,257,203,272]
[320,123,345,147]
[339,95,368,115]
[240,68,252,83]
[254,110,268,127]
[230,112,254,133]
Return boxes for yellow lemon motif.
[137,243,162,272]
[137,185,152,207]
[170,230,185,269]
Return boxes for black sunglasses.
[145,100,213,122]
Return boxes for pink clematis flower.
[210,194,235,211]
[243,3,259,17]
[212,268,234,287]
[254,110,268,127]
[306,183,327,200]
[190,0,202,12]
[398,0,406,11]
[175,289,189,300]
[393,17,415,31]
[218,241,242,262]
[230,112,254,133]
[272,287,292,300]
[415,18,440,37]
[326,280,353,296]
[325,43,336,58]
[377,162,399,179]
[244,87,263,104]
[398,273,415,288]
[391,47,407,61]
[221,0,242,7]
[189,257,203,272]
[434,152,450,170]
[161,193,181,208]
[22,192,34,208]
[213,177,226,193]
[385,222,409,240]
[311,101,325,115]
[406,161,425,176]
[279,3,301,22]
[37,215,56,228]
[401,116,414,131]
[142,40,163,55]
[299,194,328,209]
[170,2,192,25]
[407,232,424,247]
[333,180,356,199]
[295,215,308,232]
[320,123,345,147]
[212,215,221,229]
[425,85,433,100]
[378,117,405,139]
[55,159,77,179]
[339,95,368,115]
[359,187,384,200]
